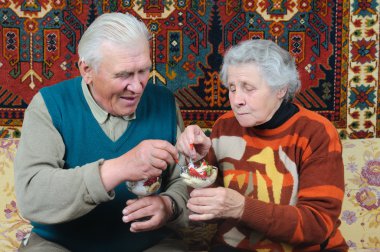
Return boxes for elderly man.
[15,12,188,252]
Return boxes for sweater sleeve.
[238,124,345,245]
[210,110,345,248]
[14,93,113,224]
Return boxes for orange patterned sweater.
[207,104,347,251]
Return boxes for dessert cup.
[126,176,161,197]
[180,162,217,188]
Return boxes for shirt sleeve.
[160,101,190,229]
[14,93,113,225]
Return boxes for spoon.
[176,144,196,174]
[177,149,194,173]
[177,159,188,174]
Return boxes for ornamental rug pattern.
[0,0,379,139]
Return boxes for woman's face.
[227,63,285,127]
[80,40,152,116]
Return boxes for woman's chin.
[235,115,267,128]
[236,118,258,128]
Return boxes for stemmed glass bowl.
[126,176,162,197]
[179,160,217,188]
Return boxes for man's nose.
[126,74,143,93]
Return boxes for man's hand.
[187,187,245,221]
[121,195,173,232]
[100,140,178,191]
[121,140,178,181]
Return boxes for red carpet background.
[0,1,379,139]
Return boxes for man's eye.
[140,67,151,74]
[115,73,131,79]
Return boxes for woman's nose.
[232,90,245,106]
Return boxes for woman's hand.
[176,125,211,162]
[187,187,245,221]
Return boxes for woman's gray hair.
[220,39,301,102]
[78,12,151,72]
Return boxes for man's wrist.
[165,195,179,222]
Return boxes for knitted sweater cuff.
[239,197,273,234]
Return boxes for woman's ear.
[78,60,93,84]
[277,87,287,99]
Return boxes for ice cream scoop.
[126,176,161,197]
[180,161,217,188]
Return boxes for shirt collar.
[81,79,136,124]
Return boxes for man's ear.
[78,61,93,84]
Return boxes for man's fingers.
[129,217,156,232]
[151,149,176,167]
[151,140,178,164]
[149,156,168,170]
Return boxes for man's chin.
[114,106,138,117]
[122,110,137,117]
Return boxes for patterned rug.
[0,1,379,139]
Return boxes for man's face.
[80,40,152,116]
[227,63,285,127]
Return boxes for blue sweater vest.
[35,77,177,251]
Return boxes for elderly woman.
[177,39,348,251]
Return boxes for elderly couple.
[14,12,347,252]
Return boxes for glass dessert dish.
[179,160,217,188]
[126,176,161,197]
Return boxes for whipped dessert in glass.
[180,160,217,188]
[126,176,161,197]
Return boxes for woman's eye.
[244,85,255,91]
